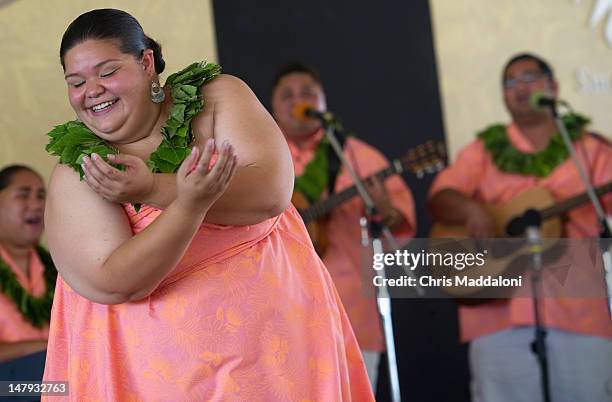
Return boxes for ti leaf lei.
[0,246,57,328]
[294,137,331,202]
[478,113,589,177]
[46,61,221,178]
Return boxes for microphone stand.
[547,102,612,319]
[507,211,551,402]
[322,120,405,402]
[527,225,551,402]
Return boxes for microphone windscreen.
[529,91,553,111]
[292,102,312,121]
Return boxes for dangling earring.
[151,82,165,103]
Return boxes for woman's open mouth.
[24,216,43,227]
[90,99,118,114]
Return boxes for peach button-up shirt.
[288,131,417,351]
[429,123,612,342]
[0,246,49,342]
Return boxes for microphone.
[506,209,542,236]
[529,91,560,111]
[292,102,336,125]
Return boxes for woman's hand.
[45,139,237,304]
[82,153,155,204]
[176,139,237,213]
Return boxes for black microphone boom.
[293,102,342,130]
[304,107,336,124]
[506,209,543,236]
[532,95,556,108]
[529,91,569,114]
[529,91,566,117]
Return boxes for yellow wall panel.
[0,0,217,181]
[430,0,612,158]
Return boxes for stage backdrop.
[431,0,612,158]
[0,0,217,181]
[212,1,467,402]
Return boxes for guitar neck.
[540,181,612,220]
[301,165,397,223]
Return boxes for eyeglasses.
[503,72,546,89]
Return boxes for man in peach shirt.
[428,53,612,402]
[271,63,417,390]
[0,165,51,364]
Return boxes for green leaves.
[478,113,589,177]
[46,61,221,180]
[147,142,190,173]
[294,138,330,202]
[46,120,118,179]
[150,61,221,173]
[166,61,221,87]
[0,246,56,328]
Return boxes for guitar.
[429,181,612,298]
[293,140,447,255]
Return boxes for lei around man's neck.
[294,136,331,202]
[46,61,221,178]
[477,113,589,177]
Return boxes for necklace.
[46,61,221,177]
[478,113,589,177]
[294,137,331,202]
[0,246,56,328]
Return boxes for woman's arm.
[46,142,236,304]
[81,75,294,225]
[194,75,294,224]
[0,340,47,364]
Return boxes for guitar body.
[430,187,562,238]
[429,187,563,298]
[294,141,447,256]
[292,192,329,255]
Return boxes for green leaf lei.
[477,113,590,177]
[294,137,330,202]
[46,61,221,178]
[0,246,57,328]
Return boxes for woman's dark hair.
[0,165,40,192]
[59,8,165,74]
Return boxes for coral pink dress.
[43,204,374,401]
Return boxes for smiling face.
[0,170,45,248]
[271,72,327,140]
[63,39,158,144]
[502,58,558,122]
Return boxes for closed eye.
[101,68,119,78]
[16,191,29,200]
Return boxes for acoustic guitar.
[429,181,612,297]
[293,140,447,255]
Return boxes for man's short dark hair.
[502,53,555,83]
[271,62,322,92]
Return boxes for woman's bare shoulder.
[48,163,84,196]
[47,163,125,218]
[200,74,255,101]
